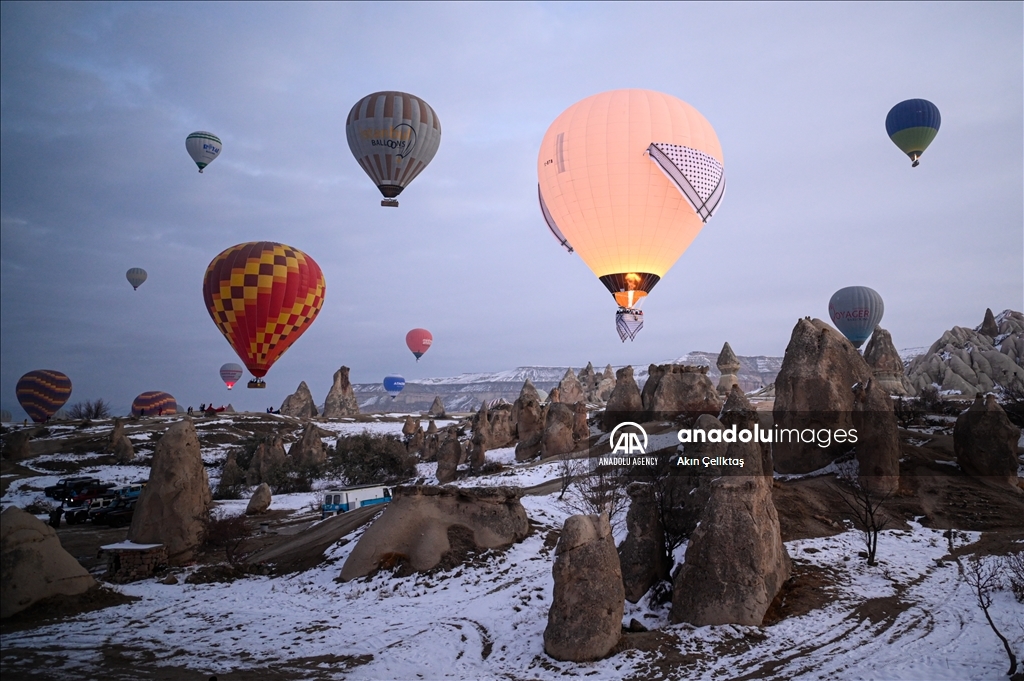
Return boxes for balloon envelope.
[829,286,884,349]
[132,391,176,416]
[186,131,222,172]
[537,89,725,336]
[16,370,72,423]
[203,242,326,379]
[383,375,406,399]
[126,267,147,290]
[885,99,940,166]
[346,91,441,205]
[220,363,244,389]
[405,328,433,360]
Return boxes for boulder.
[541,402,579,459]
[322,366,359,418]
[127,418,212,565]
[108,418,135,464]
[642,364,722,418]
[773,318,872,474]
[954,394,1021,488]
[716,342,742,395]
[1,428,35,462]
[851,379,900,495]
[603,366,643,430]
[617,482,668,603]
[280,381,318,419]
[428,396,446,418]
[288,422,328,468]
[544,513,624,661]
[340,485,529,580]
[670,475,790,626]
[1,506,96,618]
[246,436,288,486]
[513,380,545,461]
[245,483,272,515]
[436,428,462,483]
[557,369,585,405]
[864,327,911,396]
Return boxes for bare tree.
[832,477,892,566]
[67,399,112,420]
[558,462,629,531]
[1003,551,1024,604]
[960,556,1018,677]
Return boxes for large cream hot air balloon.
[537,89,725,340]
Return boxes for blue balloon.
[383,374,406,399]
[885,99,940,167]
[828,286,884,349]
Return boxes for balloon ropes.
[186,131,222,173]
[828,286,884,349]
[346,91,441,207]
[126,268,147,290]
[383,375,406,399]
[220,363,244,390]
[16,370,72,423]
[203,242,325,388]
[885,99,940,167]
[406,328,433,361]
[537,89,726,341]
[132,391,176,416]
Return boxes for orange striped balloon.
[202,242,326,379]
[16,370,72,423]
[132,391,177,416]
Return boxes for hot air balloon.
[16,370,72,423]
[203,242,325,388]
[885,99,940,167]
[406,328,433,361]
[126,267,147,290]
[186,131,222,173]
[828,286,884,349]
[537,89,726,341]
[346,91,441,207]
[220,363,244,390]
[383,375,406,399]
[132,391,177,416]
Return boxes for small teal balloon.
[383,374,406,400]
[829,286,884,349]
[126,267,148,290]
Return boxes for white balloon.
[186,131,222,173]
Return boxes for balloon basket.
[247,379,266,389]
[381,199,399,207]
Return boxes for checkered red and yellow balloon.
[202,242,326,378]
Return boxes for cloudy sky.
[1,2,1021,418]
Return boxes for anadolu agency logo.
[598,422,659,467]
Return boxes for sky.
[1,2,1021,418]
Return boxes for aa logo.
[610,421,648,455]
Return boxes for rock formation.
[851,379,901,495]
[1,428,35,462]
[541,402,579,459]
[1,506,96,618]
[402,416,420,438]
[773,318,872,474]
[670,474,790,626]
[595,365,616,403]
[618,482,668,603]
[641,364,722,418]
[435,428,463,483]
[246,436,288,486]
[577,362,598,396]
[428,396,446,418]
[288,422,328,468]
[557,369,585,404]
[980,307,999,338]
[322,366,359,418]
[217,450,245,493]
[863,327,911,396]
[716,342,741,395]
[421,421,440,462]
[280,381,318,418]
[513,380,545,461]
[339,485,529,580]
[246,483,272,515]
[472,403,516,451]
[721,385,773,477]
[128,418,212,565]
[954,394,1021,488]
[544,513,624,662]
[603,366,643,430]
[107,418,135,464]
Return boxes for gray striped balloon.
[828,286,884,348]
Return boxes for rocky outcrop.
[556,369,585,404]
[980,307,999,338]
[595,365,616,403]
[339,485,529,580]
[280,381,318,418]
[1,506,96,618]
[428,396,446,418]
[402,416,420,438]
[716,342,741,395]
[773,318,872,474]
[641,364,722,418]
[245,483,272,515]
[670,475,790,626]
[1,428,35,462]
[322,366,359,418]
[288,422,328,468]
[578,363,597,399]
[513,380,545,461]
[618,482,668,603]
[541,403,580,459]
[905,310,1024,397]
[436,428,463,483]
[472,403,516,451]
[246,436,288,486]
[108,418,135,464]
[864,327,911,396]
[603,366,643,430]
[954,394,1021,488]
[852,379,900,495]
[544,513,624,661]
[721,385,773,477]
[128,418,212,565]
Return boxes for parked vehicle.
[111,481,146,500]
[44,477,101,501]
[64,494,116,525]
[92,497,136,526]
[103,499,137,528]
[322,485,392,519]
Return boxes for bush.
[331,433,416,486]
[203,511,249,564]
[67,399,111,420]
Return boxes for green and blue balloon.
[885,99,940,167]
